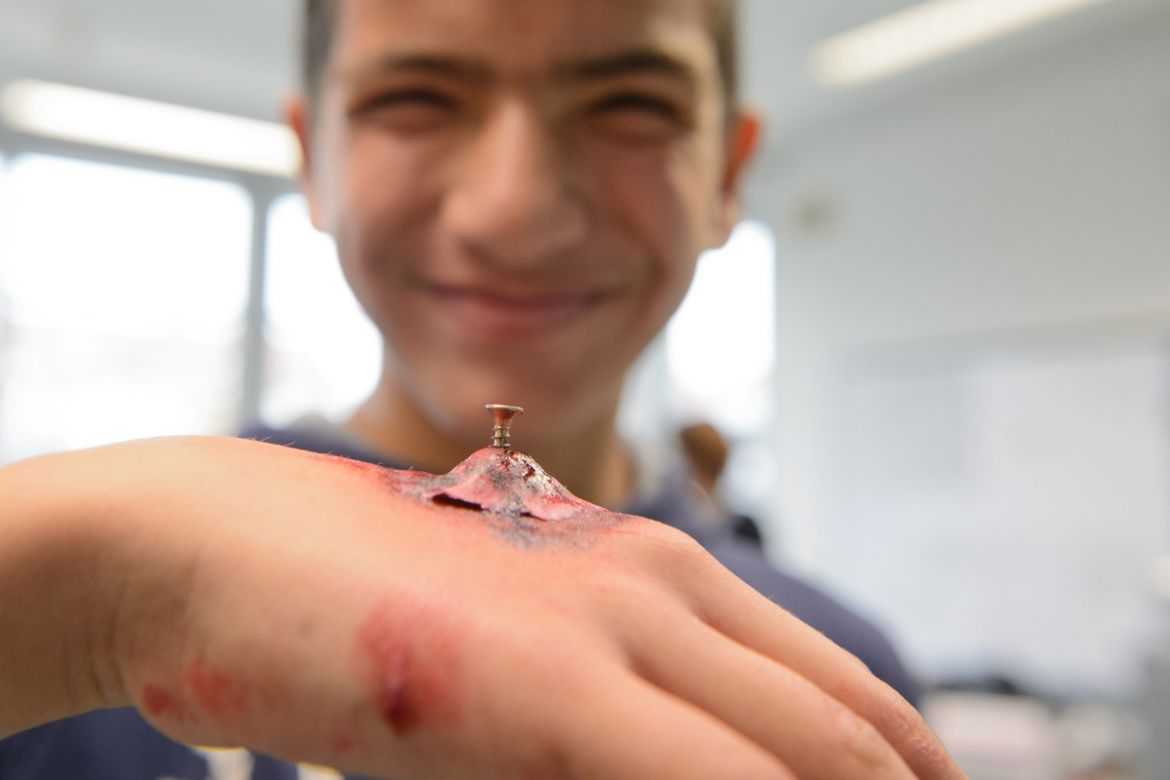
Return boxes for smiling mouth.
[424,284,615,340]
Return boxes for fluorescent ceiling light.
[812,0,1118,87]
[0,79,299,177]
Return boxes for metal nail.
[485,404,525,449]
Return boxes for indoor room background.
[1,1,1168,777]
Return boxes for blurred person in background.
[678,420,765,547]
[0,1,963,778]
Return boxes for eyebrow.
[335,53,491,86]
[560,48,699,89]
[335,48,698,91]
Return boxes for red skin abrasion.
[309,447,638,548]
[143,682,189,722]
[354,600,462,737]
[383,448,636,548]
[182,658,251,721]
[140,660,250,729]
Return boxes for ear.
[284,93,327,232]
[713,108,762,245]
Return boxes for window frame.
[0,123,298,430]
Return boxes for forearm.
[0,446,142,736]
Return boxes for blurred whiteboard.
[826,337,1170,696]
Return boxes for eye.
[588,92,692,141]
[596,93,683,119]
[351,88,460,132]
[367,88,455,110]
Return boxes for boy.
[0,1,962,777]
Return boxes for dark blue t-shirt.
[0,424,920,779]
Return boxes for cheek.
[328,131,443,254]
[326,138,443,324]
[662,144,728,256]
[583,166,700,350]
[593,144,713,282]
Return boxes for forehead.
[330,0,719,86]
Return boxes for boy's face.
[291,0,755,444]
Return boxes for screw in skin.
[485,404,525,450]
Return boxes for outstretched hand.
[2,436,966,779]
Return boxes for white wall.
[753,11,1170,694]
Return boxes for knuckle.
[602,521,724,610]
[642,522,712,567]
[640,525,727,602]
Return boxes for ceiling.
[1,0,1166,147]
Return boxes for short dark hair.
[302,0,739,110]
[302,0,339,107]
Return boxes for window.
[261,194,380,425]
[0,154,251,462]
[666,220,776,435]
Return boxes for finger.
[626,607,915,780]
[558,665,799,780]
[689,563,967,779]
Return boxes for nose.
[441,100,588,267]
